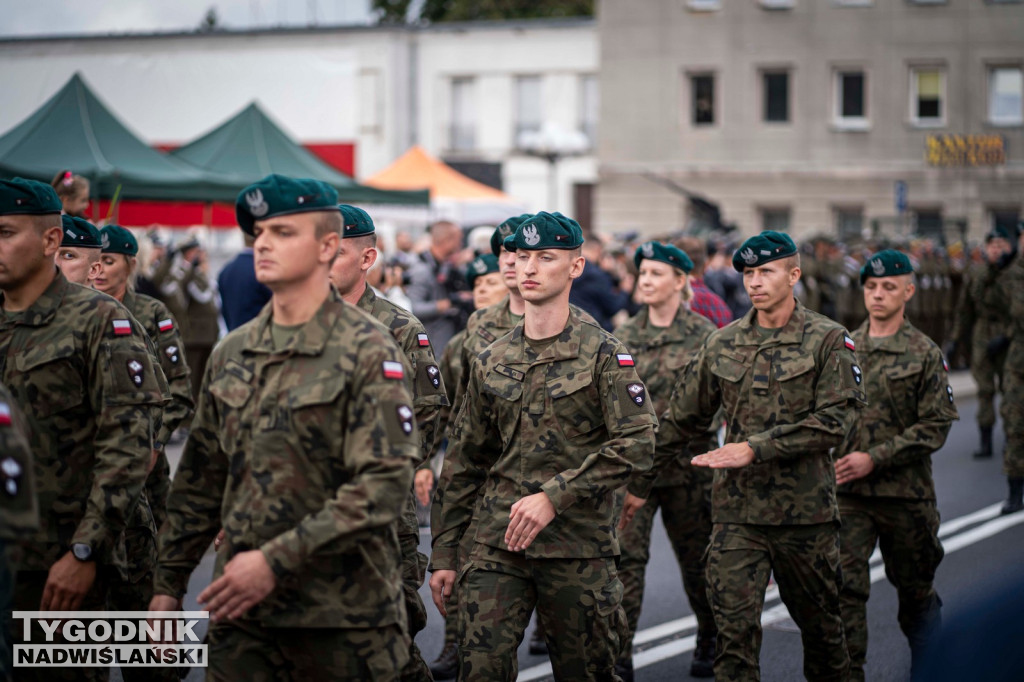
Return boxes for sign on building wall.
[926,134,1006,167]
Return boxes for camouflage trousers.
[457,543,626,682]
[206,619,409,681]
[1001,368,1024,477]
[397,489,431,682]
[971,342,1006,428]
[705,522,849,682]
[838,495,943,682]
[617,479,716,665]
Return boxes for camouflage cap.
[491,214,532,256]
[502,211,584,252]
[732,230,798,272]
[235,174,340,236]
[860,249,914,284]
[633,240,694,274]
[339,204,375,238]
[0,178,62,216]
[466,253,500,287]
[100,225,139,256]
[60,215,102,249]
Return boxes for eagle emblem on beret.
[474,259,487,274]
[642,242,655,258]
[523,224,540,246]
[741,247,757,265]
[101,232,111,250]
[246,189,269,217]
[872,258,885,276]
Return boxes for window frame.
[760,206,792,233]
[689,72,717,127]
[513,74,544,150]
[449,76,477,153]
[832,68,870,131]
[909,65,947,128]
[762,69,791,124]
[987,65,1024,127]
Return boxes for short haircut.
[33,213,62,233]
[782,253,801,271]
[348,233,378,250]
[314,211,343,239]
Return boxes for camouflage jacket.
[838,318,957,500]
[430,308,657,570]
[0,383,38,540]
[615,305,718,490]
[154,288,418,628]
[0,272,167,569]
[950,261,1013,350]
[356,285,447,464]
[653,299,865,525]
[1002,256,1024,374]
[437,329,465,437]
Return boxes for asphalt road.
[159,390,1024,682]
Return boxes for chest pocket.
[284,378,347,460]
[710,350,749,408]
[549,372,602,440]
[15,341,85,418]
[774,352,817,418]
[482,372,524,444]
[883,361,921,427]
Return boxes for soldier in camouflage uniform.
[948,225,1017,459]
[653,231,864,681]
[1,387,38,678]
[998,225,1024,514]
[328,204,448,682]
[0,178,167,682]
[54,215,102,286]
[151,175,419,680]
[834,250,958,681]
[614,242,717,680]
[429,212,657,681]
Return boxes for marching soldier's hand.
[618,493,647,530]
[429,570,456,617]
[197,550,276,622]
[40,552,96,611]
[691,442,755,469]
[505,492,556,552]
[834,451,875,486]
[147,595,183,651]
[415,469,435,507]
[213,529,226,551]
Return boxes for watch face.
[72,543,92,561]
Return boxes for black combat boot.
[690,637,716,678]
[1000,477,1024,515]
[972,426,993,459]
[428,642,458,680]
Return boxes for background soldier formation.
[1,171,1022,682]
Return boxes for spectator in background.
[168,235,220,404]
[405,221,470,353]
[50,169,90,218]
[675,236,734,329]
[569,235,632,331]
[218,234,272,331]
[705,239,751,320]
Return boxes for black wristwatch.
[71,543,93,562]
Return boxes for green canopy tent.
[172,102,429,206]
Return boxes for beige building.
[596,0,1024,242]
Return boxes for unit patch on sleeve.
[382,361,405,380]
[158,318,174,332]
[844,335,856,352]
[626,382,646,406]
[616,353,635,367]
[112,319,132,336]
[397,404,415,435]
[1,456,21,496]
[852,365,862,386]
[127,359,145,386]
[417,333,431,348]
[426,364,441,388]
[165,345,180,365]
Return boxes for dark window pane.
[764,72,789,122]
[918,97,941,119]
[916,210,943,240]
[693,75,715,125]
[841,73,864,117]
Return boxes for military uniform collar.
[502,306,583,367]
[857,317,912,353]
[121,289,137,310]
[244,286,345,356]
[637,304,697,341]
[733,297,806,347]
[355,283,377,314]
[0,267,68,328]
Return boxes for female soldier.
[614,241,719,680]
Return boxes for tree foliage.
[372,0,594,24]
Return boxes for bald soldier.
[650,231,864,681]
[151,175,418,680]
[835,250,957,680]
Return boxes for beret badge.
[246,189,269,218]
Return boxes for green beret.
[503,211,584,252]
[633,241,694,274]
[860,249,914,284]
[339,204,375,238]
[986,222,1021,244]
[491,214,532,256]
[60,215,102,249]
[732,231,798,272]
[466,253,500,287]
[235,174,340,236]
[0,178,62,216]
[100,225,139,256]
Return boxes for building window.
[914,209,944,240]
[449,77,476,152]
[760,0,796,8]
[835,207,864,241]
[761,207,791,232]
[911,67,945,126]
[579,74,599,148]
[763,71,790,123]
[989,66,1023,126]
[834,70,868,129]
[514,76,543,148]
[991,207,1020,235]
[691,74,715,125]
[686,0,721,10]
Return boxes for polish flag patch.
[0,403,10,426]
[844,335,855,351]
[616,353,635,367]
[417,333,431,347]
[112,319,132,336]
[942,357,949,372]
[158,318,174,332]
[382,361,405,380]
